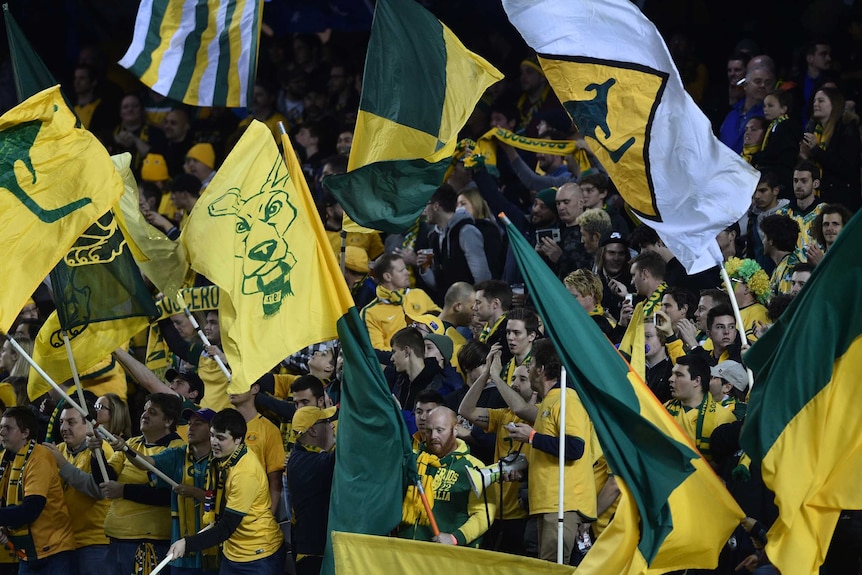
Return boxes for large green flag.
[323,0,502,233]
[3,4,56,101]
[28,211,160,399]
[504,217,743,573]
[740,212,862,575]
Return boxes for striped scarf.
[643,283,668,317]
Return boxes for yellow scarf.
[375,285,406,306]
[762,114,787,150]
[444,127,590,181]
[479,313,507,344]
[665,393,723,458]
[643,283,668,317]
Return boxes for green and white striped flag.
[119,0,263,108]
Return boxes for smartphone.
[536,227,561,243]
[624,294,633,305]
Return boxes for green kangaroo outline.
[0,119,92,222]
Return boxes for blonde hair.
[100,393,133,438]
[576,208,612,239]
[457,188,493,220]
[563,269,603,305]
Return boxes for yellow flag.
[28,311,149,400]
[332,532,576,575]
[0,86,124,332]
[111,153,189,299]
[182,121,353,394]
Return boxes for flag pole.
[4,333,178,487]
[60,329,111,481]
[557,366,567,565]
[716,254,755,390]
[179,300,230,380]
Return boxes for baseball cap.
[182,407,216,423]
[599,230,629,248]
[408,313,444,335]
[291,406,337,438]
[344,246,369,274]
[710,360,749,392]
[166,368,206,401]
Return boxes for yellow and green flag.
[0,86,124,333]
[505,215,744,573]
[182,121,353,393]
[119,0,263,108]
[28,211,160,399]
[323,0,502,233]
[112,152,189,300]
[740,212,862,575]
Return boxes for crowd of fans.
[2,4,862,575]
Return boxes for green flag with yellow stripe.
[323,0,502,233]
[740,211,862,575]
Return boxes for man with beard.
[399,407,495,547]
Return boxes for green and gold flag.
[323,0,502,233]
[505,214,743,573]
[28,211,160,399]
[0,86,124,333]
[740,212,862,575]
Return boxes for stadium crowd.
[1,2,861,575]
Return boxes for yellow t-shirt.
[5,444,77,560]
[486,408,530,520]
[59,442,115,547]
[245,415,286,475]
[739,303,769,343]
[222,450,284,562]
[0,382,17,408]
[199,354,231,412]
[528,387,596,518]
[103,434,186,540]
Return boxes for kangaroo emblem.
[209,159,298,316]
[563,78,635,163]
[0,117,93,222]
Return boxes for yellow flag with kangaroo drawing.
[182,120,353,395]
[0,86,123,333]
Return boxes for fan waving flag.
[740,212,862,575]
[28,211,160,400]
[504,214,744,573]
[502,0,757,273]
[323,0,503,233]
[120,0,263,108]
[0,86,125,333]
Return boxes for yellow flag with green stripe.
[324,0,502,233]
[119,0,263,108]
[740,211,862,575]
[0,86,124,333]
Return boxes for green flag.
[739,212,862,575]
[504,217,743,572]
[320,307,417,575]
[3,4,72,107]
[323,0,502,233]
[28,211,160,400]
